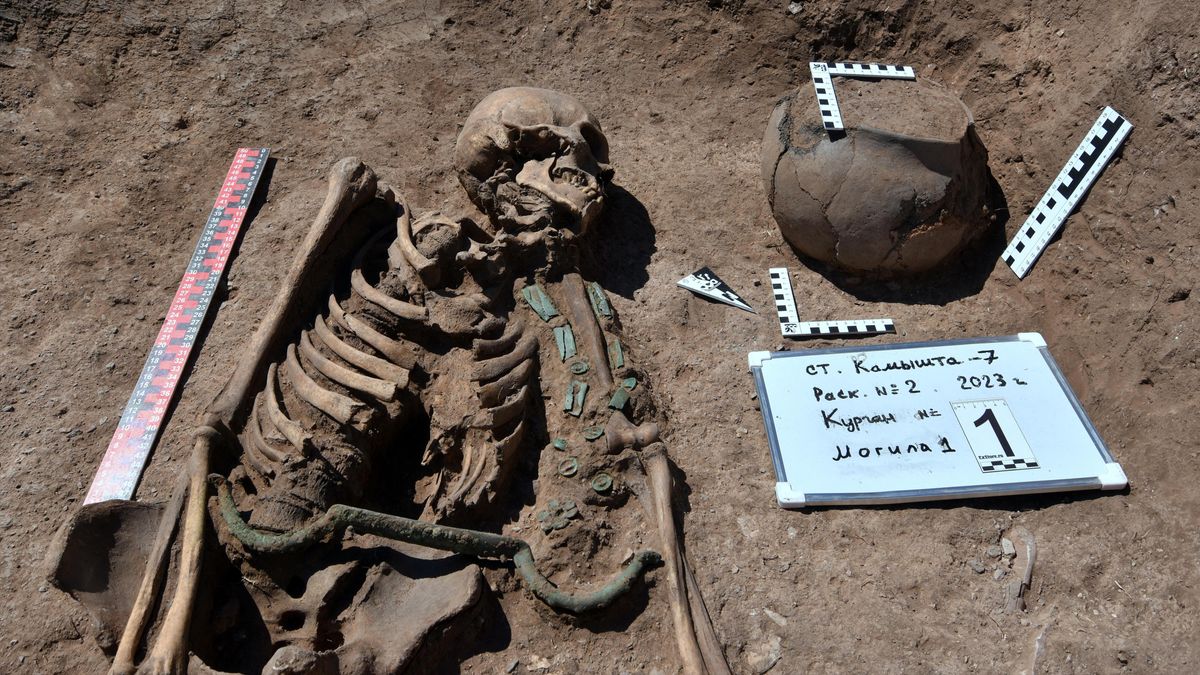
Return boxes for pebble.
[506,658,519,673]
[1,404,13,413]
[763,608,788,627]
[986,545,1003,558]
[1002,538,1017,556]
[993,568,1007,580]
[969,559,987,574]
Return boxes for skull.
[454,87,612,234]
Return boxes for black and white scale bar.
[769,268,801,327]
[769,267,895,338]
[826,62,916,79]
[791,319,895,338]
[1003,106,1132,279]
[809,62,845,131]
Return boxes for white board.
[748,333,1126,507]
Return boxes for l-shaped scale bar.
[808,61,916,131]
[769,268,895,338]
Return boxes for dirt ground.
[2,0,1198,672]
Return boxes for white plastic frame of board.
[748,333,1127,507]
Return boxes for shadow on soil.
[585,183,657,299]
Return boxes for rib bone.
[312,314,409,386]
[484,384,530,430]
[390,196,439,283]
[247,400,287,464]
[474,331,538,383]
[478,358,534,407]
[351,267,429,322]
[299,330,397,402]
[473,319,524,359]
[284,343,364,425]
[265,363,312,452]
[328,294,417,370]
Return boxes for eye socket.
[579,124,610,163]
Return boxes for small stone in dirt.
[506,658,519,673]
[969,559,987,574]
[1002,538,1017,556]
[986,545,1003,558]
[993,568,1007,580]
[763,607,788,627]
[787,2,803,15]
[745,635,782,673]
[1,404,13,412]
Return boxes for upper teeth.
[557,168,590,189]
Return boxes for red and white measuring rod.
[83,148,270,504]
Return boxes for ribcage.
[235,207,540,533]
[241,225,424,533]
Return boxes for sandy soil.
[2,0,1198,672]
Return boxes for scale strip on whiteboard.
[1003,106,1132,279]
[83,148,270,504]
[769,267,895,338]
